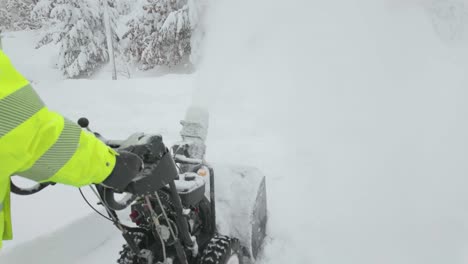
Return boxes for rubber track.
[199,235,239,264]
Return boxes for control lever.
[78,117,91,131]
[77,117,105,141]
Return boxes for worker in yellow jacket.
[0,50,142,248]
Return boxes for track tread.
[199,235,242,264]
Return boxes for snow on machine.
[11,107,268,264]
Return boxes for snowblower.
[11,107,268,264]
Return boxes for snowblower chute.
[175,106,268,261]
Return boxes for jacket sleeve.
[0,50,116,187]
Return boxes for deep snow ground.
[193,0,468,263]
[2,1,468,264]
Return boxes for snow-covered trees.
[33,0,118,78]
[28,0,202,77]
[122,0,193,70]
[116,0,132,16]
[0,0,39,31]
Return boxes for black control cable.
[79,187,113,222]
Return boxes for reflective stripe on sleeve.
[19,118,81,182]
[0,84,45,138]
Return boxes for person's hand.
[101,133,165,192]
[101,150,143,192]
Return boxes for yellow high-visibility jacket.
[0,50,117,248]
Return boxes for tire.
[199,235,243,264]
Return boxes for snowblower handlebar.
[10,178,55,195]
